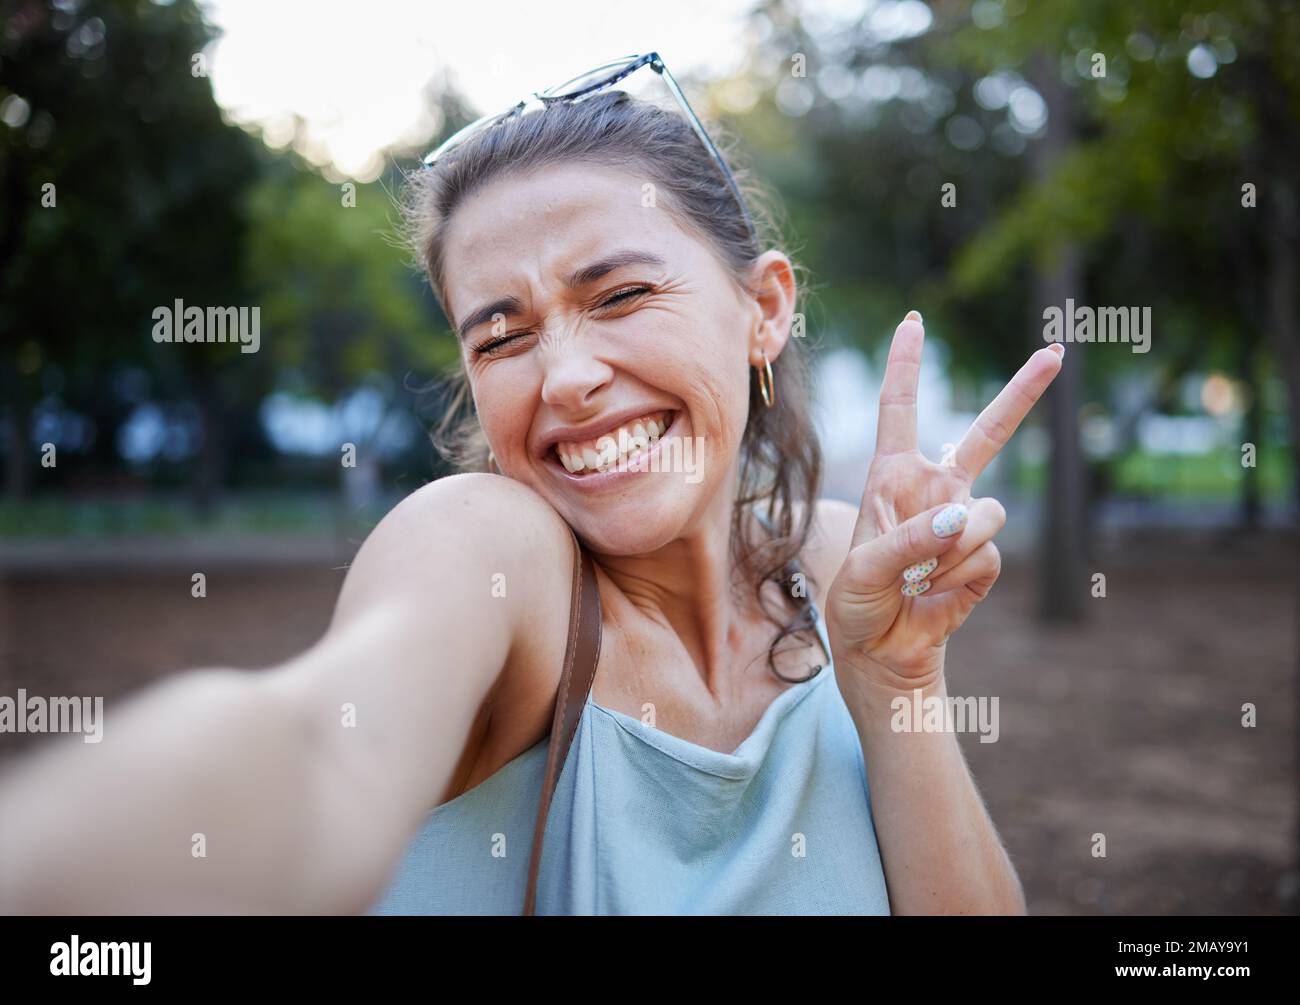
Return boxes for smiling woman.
[404,85,825,624]
[0,56,1062,917]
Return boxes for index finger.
[875,312,925,455]
[953,344,1064,482]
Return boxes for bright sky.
[199,0,759,181]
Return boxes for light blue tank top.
[366,590,892,915]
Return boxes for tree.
[0,0,263,507]
[241,151,457,507]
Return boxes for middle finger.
[952,345,1064,483]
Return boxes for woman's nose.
[539,336,613,412]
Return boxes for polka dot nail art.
[901,580,932,597]
[931,503,968,538]
[903,557,938,583]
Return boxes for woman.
[0,58,1062,915]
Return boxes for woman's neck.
[591,493,770,695]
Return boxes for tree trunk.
[1029,54,1088,622]
[1239,339,1261,530]
[0,142,33,504]
[1263,170,1300,910]
[190,376,226,520]
[2,397,32,503]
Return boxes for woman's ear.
[744,250,798,367]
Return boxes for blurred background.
[0,0,1296,914]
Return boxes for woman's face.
[440,161,793,555]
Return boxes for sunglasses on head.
[421,52,757,242]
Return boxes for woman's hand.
[825,310,1063,688]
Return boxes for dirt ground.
[0,527,1294,915]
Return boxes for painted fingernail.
[932,503,968,538]
[901,580,932,597]
[1048,343,1065,357]
[905,309,922,323]
[903,557,938,583]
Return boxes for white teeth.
[556,411,674,474]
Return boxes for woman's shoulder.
[382,472,575,547]
[348,473,577,587]
[339,473,583,799]
[809,497,859,558]
[336,471,578,669]
[776,497,858,606]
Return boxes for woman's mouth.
[551,409,678,477]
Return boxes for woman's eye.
[472,290,649,355]
[473,333,530,357]
[597,286,651,310]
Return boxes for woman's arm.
[823,312,1062,914]
[0,473,574,914]
[838,662,1026,914]
[816,498,1023,914]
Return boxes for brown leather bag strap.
[522,524,602,915]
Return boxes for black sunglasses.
[421,52,757,242]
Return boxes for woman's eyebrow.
[565,249,667,289]
[456,251,667,340]
[456,295,524,341]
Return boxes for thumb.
[851,502,968,587]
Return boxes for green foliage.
[0,0,262,360]
[0,0,265,485]
[725,0,1298,477]
[243,157,456,397]
[949,0,1296,301]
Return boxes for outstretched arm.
[0,473,572,914]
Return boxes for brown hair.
[398,88,827,682]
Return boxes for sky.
[199,0,760,181]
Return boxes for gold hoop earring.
[757,351,776,408]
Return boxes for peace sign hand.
[825,310,1064,687]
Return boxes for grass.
[1013,446,1294,500]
